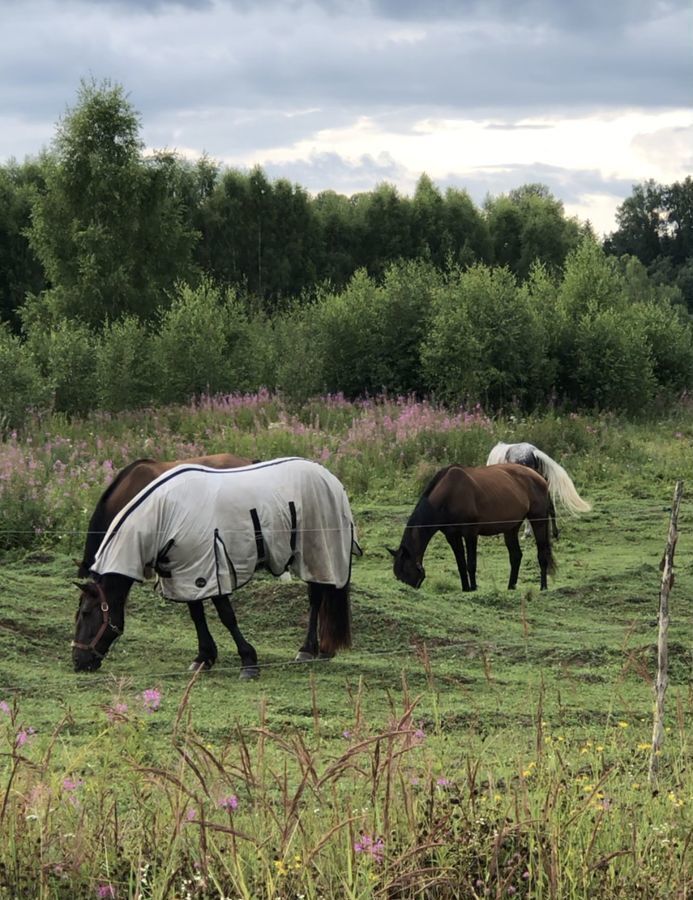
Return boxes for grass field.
[0,395,691,898]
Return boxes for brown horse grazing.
[77,453,254,671]
[72,458,359,678]
[389,463,556,592]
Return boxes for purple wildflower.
[218,795,238,811]
[142,689,161,712]
[0,700,10,716]
[354,833,385,863]
[97,885,116,899]
[105,702,128,722]
[62,778,84,792]
[15,727,35,748]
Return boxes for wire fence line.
[0,504,677,539]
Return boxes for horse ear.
[74,581,96,595]
[386,547,398,558]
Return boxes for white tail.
[531,448,591,516]
[486,442,511,466]
[486,441,591,517]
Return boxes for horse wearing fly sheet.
[75,452,256,668]
[486,441,591,539]
[72,458,361,678]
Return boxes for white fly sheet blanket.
[91,457,361,601]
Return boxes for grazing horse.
[76,453,255,667]
[72,458,360,677]
[486,441,591,539]
[389,464,556,593]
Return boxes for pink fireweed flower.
[104,702,129,722]
[15,727,35,748]
[436,777,452,788]
[97,885,116,899]
[218,795,238,811]
[141,689,161,712]
[354,834,385,863]
[0,700,10,716]
[62,778,84,792]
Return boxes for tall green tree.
[604,180,665,266]
[0,160,46,329]
[485,184,582,279]
[28,79,196,326]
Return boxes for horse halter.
[71,581,122,659]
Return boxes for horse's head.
[72,578,125,672]
[388,545,425,589]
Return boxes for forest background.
[2,79,693,428]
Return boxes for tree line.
[1,79,692,428]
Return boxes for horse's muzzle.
[72,647,102,672]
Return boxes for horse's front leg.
[187,600,218,671]
[211,595,259,680]
[444,531,471,592]
[464,534,478,591]
[504,528,523,589]
[296,585,321,661]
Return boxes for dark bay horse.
[389,463,556,593]
[76,453,254,670]
[486,441,591,539]
[72,458,360,678]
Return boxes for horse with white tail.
[486,442,591,539]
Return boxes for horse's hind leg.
[296,586,321,661]
[549,497,559,540]
[211,595,259,679]
[529,518,553,590]
[187,600,218,671]
[504,528,523,589]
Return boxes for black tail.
[312,583,352,654]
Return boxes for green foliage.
[0,325,49,431]
[150,279,274,404]
[0,160,46,329]
[485,183,583,279]
[95,316,155,411]
[422,264,547,408]
[28,79,196,326]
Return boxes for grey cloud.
[440,163,636,208]
[261,151,407,193]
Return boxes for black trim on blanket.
[250,508,266,569]
[154,538,175,577]
[214,527,238,595]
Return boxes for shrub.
[95,315,155,411]
[0,325,49,431]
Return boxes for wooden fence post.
[648,480,684,785]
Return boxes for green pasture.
[0,401,691,898]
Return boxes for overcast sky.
[1,0,691,234]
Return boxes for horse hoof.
[189,659,214,672]
[318,651,334,661]
[239,666,260,680]
[294,650,315,662]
